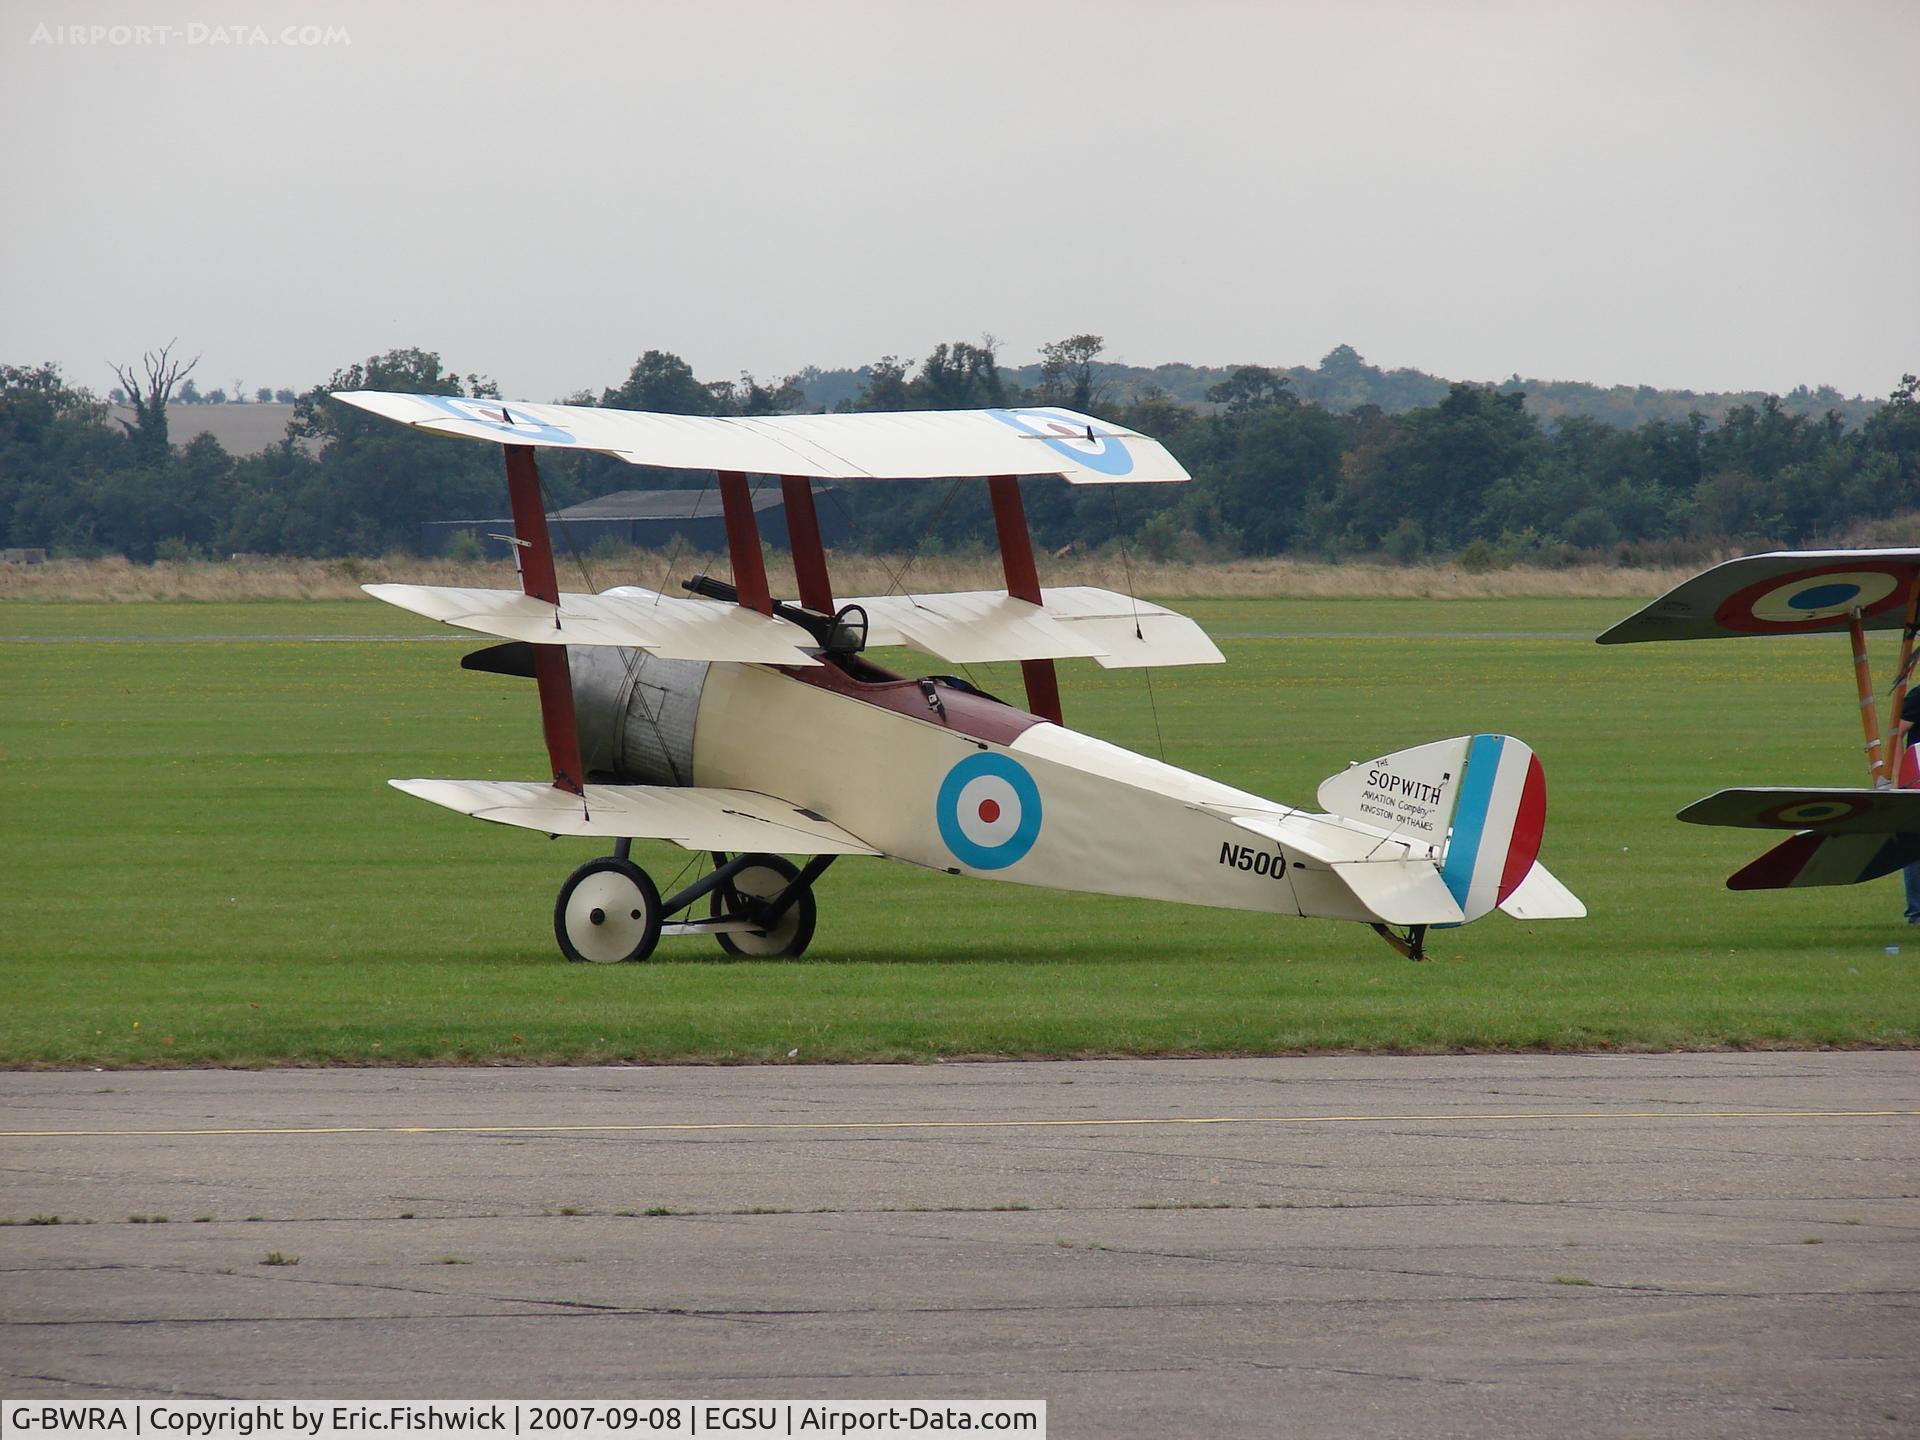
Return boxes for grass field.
[2,594,1915,1067]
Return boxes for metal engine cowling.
[459,639,708,788]
[567,646,708,787]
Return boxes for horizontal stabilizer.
[364,583,820,665]
[851,587,1222,669]
[1228,813,1464,925]
[1497,861,1586,919]
[332,393,1191,485]
[1327,858,1467,926]
[1728,829,1920,890]
[391,779,879,853]
[1677,786,1920,834]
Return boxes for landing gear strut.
[553,850,832,963]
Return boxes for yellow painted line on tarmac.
[2,1109,1915,1140]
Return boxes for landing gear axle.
[553,849,830,962]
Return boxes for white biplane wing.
[1039,586,1226,668]
[851,586,1224,669]
[332,393,1190,485]
[363,583,821,665]
[368,580,1225,672]
[391,779,879,852]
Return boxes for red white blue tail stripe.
[1439,735,1548,922]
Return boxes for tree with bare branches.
[111,341,199,465]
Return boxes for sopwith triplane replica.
[341,391,1584,961]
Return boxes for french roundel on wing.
[1713,564,1914,634]
[1756,795,1872,829]
[936,753,1043,871]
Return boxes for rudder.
[1438,735,1546,921]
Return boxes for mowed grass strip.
[0,597,1913,1067]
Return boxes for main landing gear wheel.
[555,857,662,964]
[711,853,816,958]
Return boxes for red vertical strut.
[717,470,772,615]
[987,473,1063,725]
[502,444,584,796]
[781,475,835,615]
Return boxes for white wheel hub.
[563,868,653,963]
[719,865,803,956]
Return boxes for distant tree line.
[134,383,300,405]
[800,341,1887,433]
[2,337,1916,566]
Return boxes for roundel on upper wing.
[1756,795,1871,828]
[937,752,1043,870]
[1714,564,1912,634]
[419,394,579,445]
[988,408,1135,477]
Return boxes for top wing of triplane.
[332,393,1189,485]
[1598,549,1920,644]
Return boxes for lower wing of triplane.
[1679,786,1920,889]
[391,779,879,852]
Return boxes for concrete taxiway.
[2,1053,1915,1437]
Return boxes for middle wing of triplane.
[364,582,1222,669]
[364,583,823,665]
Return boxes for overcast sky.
[3,0,1915,405]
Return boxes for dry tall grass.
[0,551,1693,603]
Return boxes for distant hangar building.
[423,483,845,558]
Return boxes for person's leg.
[1904,861,1920,924]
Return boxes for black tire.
[710,853,816,958]
[554,857,662,964]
